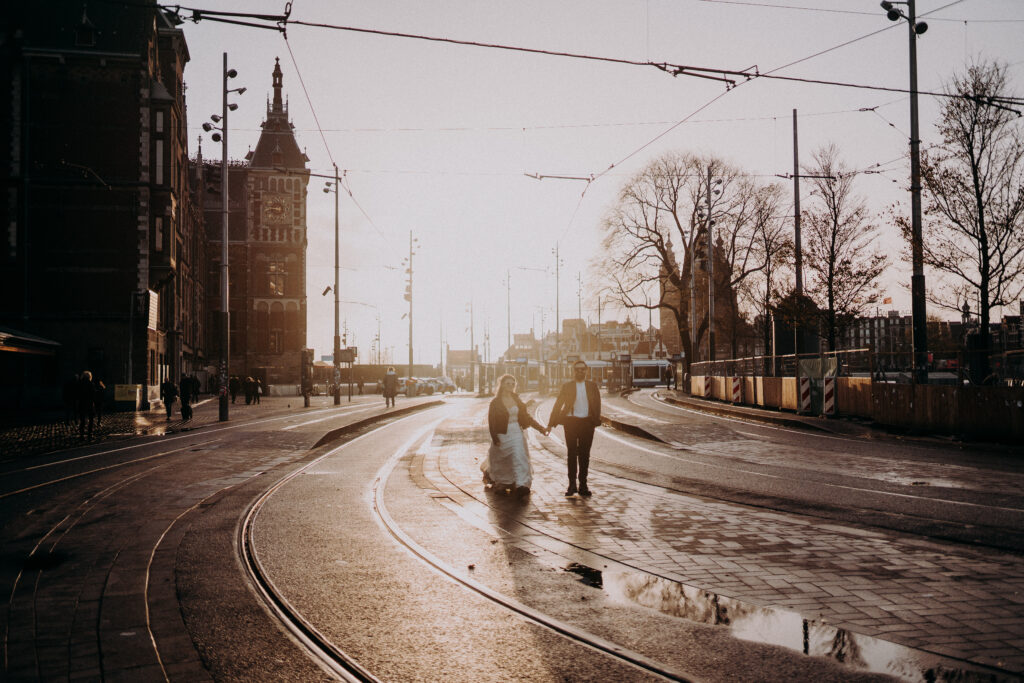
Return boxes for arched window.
[270,302,284,353]
[285,301,299,350]
[256,302,269,352]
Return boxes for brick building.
[1,2,205,408]
[199,59,310,392]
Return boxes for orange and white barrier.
[731,377,742,403]
[704,376,713,398]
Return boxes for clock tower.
[235,58,311,390]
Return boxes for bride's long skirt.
[482,421,532,489]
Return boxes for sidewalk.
[0,394,337,461]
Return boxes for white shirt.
[571,381,589,418]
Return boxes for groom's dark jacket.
[548,380,601,429]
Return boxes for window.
[155,141,164,184]
[154,217,163,252]
[270,302,284,353]
[267,258,286,296]
[155,111,164,133]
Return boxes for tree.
[803,144,887,351]
[599,152,769,369]
[738,183,793,358]
[912,60,1024,351]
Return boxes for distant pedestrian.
[255,378,264,404]
[179,375,193,420]
[76,370,96,437]
[665,366,674,391]
[382,367,398,408]
[92,375,106,427]
[357,379,364,395]
[548,360,601,498]
[229,375,240,404]
[160,377,178,421]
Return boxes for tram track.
[239,407,697,683]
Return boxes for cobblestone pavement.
[425,405,1024,678]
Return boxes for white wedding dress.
[482,404,533,489]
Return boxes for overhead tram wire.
[167,4,1024,107]
[696,0,1023,23]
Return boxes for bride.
[484,374,549,497]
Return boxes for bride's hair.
[496,374,517,393]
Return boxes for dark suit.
[548,380,601,491]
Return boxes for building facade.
[1,2,205,407]
[199,59,309,391]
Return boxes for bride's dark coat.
[488,393,547,445]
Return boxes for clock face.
[263,195,289,224]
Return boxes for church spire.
[271,57,283,113]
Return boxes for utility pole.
[505,269,511,359]
[404,231,417,382]
[706,166,716,363]
[552,244,562,378]
[793,109,803,294]
[333,165,341,405]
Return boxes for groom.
[549,360,602,497]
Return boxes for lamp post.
[881,0,929,383]
[552,243,563,382]
[323,165,342,404]
[201,53,245,421]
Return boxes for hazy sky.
[179,0,1024,365]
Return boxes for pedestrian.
[244,376,254,405]
[548,360,602,497]
[229,375,240,404]
[76,370,96,437]
[382,366,398,408]
[92,375,106,427]
[357,379,364,395]
[483,374,549,497]
[665,365,674,391]
[255,378,264,404]
[160,376,178,421]
[179,374,193,420]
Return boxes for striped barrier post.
[704,376,713,398]
[823,376,836,415]
[731,377,742,404]
[799,376,812,413]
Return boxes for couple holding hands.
[484,360,601,499]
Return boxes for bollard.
[732,377,742,404]
[704,376,713,399]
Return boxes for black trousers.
[563,417,595,489]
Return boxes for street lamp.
[323,165,341,404]
[201,52,244,421]
[881,0,929,383]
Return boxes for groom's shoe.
[579,486,592,497]
[564,486,577,497]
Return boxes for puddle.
[569,563,1014,682]
[563,562,603,588]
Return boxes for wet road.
[2,390,1021,681]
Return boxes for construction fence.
[689,349,1024,442]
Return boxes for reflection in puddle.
[563,562,603,588]
[579,566,1014,682]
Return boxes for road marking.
[281,404,378,430]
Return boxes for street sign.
[338,348,355,363]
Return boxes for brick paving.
[424,407,1024,676]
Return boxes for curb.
[311,400,445,449]
[657,393,833,433]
